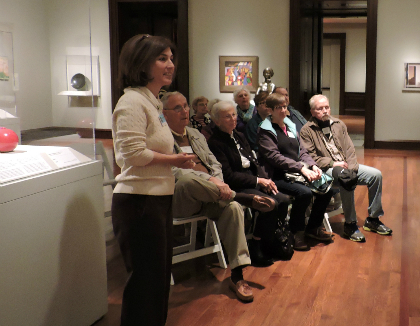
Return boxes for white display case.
[0,145,107,326]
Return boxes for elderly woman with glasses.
[233,86,256,133]
[245,91,271,152]
[208,100,291,264]
[257,93,334,252]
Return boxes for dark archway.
[108,0,189,111]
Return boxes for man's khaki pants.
[172,173,251,269]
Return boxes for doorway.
[108,0,189,111]
[289,0,377,148]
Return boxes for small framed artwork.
[0,56,9,81]
[219,56,259,93]
[403,63,420,91]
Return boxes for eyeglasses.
[314,106,330,111]
[274,105,288,110]
[163,104,190,113]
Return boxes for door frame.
[323,33,346,115]
[290,0,377,149]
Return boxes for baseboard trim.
[76,128,112,139]
[21,127,113,141]
[374,141,420,151]
[94,129,112,139]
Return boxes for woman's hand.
[258,178,279,194]
[311,165,323,180]
[171,153,196,169]
[301,166,318,182]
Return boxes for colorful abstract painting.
[219,56,258,93]
[224,61,253,86]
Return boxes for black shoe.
[343,221,366,242]
[363,217,392,235]
[248,238,274,267]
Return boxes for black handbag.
[263,217,294,261]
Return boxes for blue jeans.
[326,164,384,223]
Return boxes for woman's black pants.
[273,180,334,233]
[112,193,173,326]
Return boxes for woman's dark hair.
[265,93,287,109]
[117,34,177,89]
[254,91,269,106]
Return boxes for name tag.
[180,146,194,154]
[159,113,168,127]
[287,131,295,138]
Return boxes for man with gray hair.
[300,94,392,242]
[162,91,276,302]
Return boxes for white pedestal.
[0,146,107,326]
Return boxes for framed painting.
[0,56,9,81]
[403,63,420,90]
[219,56,259,93]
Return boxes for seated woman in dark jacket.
[257,93,334,251]
[208,101,291,264]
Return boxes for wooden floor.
[23,118,420,326]
[92,146,420,326]
[93,115,420,326]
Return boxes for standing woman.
[112,34,195,326]
[257,93,334,251]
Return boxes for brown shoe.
[305,226,334,242]
[234,193,275,212]
[229,278,254,302]
[293,231,309,251]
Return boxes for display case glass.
[0,0,110,159]
[0,2,109,323]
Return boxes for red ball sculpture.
[0,127,19,152]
